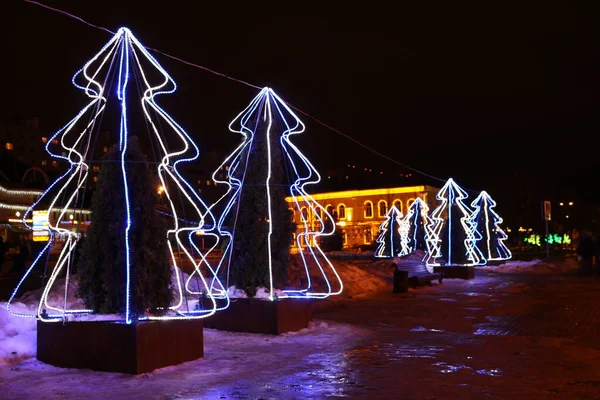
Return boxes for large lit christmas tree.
[470,191,512,261]
[7,28,225,323]
[375,206,407,258]
[425,178,483,266]
[211,87,343,299]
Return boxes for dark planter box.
[393,269,409,293]
[204,298,314,334]
[37,318,203,374]
[433,266,475,280]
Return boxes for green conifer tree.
[76,137,173,315]
[320,211,344,252]
[227,120,295,297]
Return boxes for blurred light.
[15,211,21,217]
[69,214,74,220]
[559,202,564,206]
[568,202,573,206]
[566,215,569,219]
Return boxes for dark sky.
[2,1,598,212]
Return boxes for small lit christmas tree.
[425,178,483,266]
[375,206,406,258]
[403,197,435,254]
[470,191,512,261]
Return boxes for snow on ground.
[0,320,370,400]
[0,256,576,369]
[0,258,388,367]
[329,259,390,298]
[480,258,579,274]
[0,301,36,367]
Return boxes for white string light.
[8,27,226,322]
[210,87,343,300]
[470,191,512,261]
[425,178,483,267]
[374,206,405,258]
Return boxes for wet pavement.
[3,267,600,399]
[312,270,600,399]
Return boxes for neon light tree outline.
[425,178,484,267]
[470,191,512,261]
[7,27,225,323]
[374,206,406,258]
[210,87,343,300]
[403,197,436,255]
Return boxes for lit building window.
[407,198,415,208]
[289,208,295,222]
[205,180,211,186]
[378,200,387,217]
[41,137,48,143]
[52,160,58,167]
[364,201,373,218]
[5,143,13,150]
[291,233,296,247]
[41,160,47,166]
[103,146,108,153]
[93,176,98,182]
[338,204,346,219]
[52,139,58,145]
[393,199,402,213]
[93,165,100,172]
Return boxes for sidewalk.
[2,265,600,399]
[315,269,600,399]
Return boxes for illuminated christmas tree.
[375,206,406,258]
[211,87,343,299]
[425,178,483,266]
[470,191,512,261]
[7,28,225,323]
[403,197,435,254]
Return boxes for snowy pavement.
[3,259,600,399]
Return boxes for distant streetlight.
[559,202,564,206]
[568,202,573,206]
[15,211,21,217]
[69,214,74,220]
[566,215,569,219]
[157,185,165,195]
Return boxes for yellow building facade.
[286,185,440,250]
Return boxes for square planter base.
[37,318,203,374]
[433,266,475,280]
[204,298,314,335]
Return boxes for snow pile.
[226,286,285,299]
[0,301,37,367]
[480,258,579,274]
[395,250,427,264]
[331,260,390,297]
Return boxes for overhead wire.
[23,0,457,188]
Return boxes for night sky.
[2,1,598,221]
